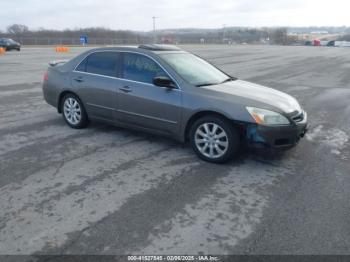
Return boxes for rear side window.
[76,52,119,77]
[122,53,167,84]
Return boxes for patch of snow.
[306,125,323,141]
[306,125,349,155]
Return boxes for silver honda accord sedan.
[42,44,307,163]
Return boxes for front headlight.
[246,107,290,125]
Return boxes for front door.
[116,52,182,135]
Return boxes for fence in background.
[1,37,239,46]
[3,37,154,46]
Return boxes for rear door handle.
[119,86,132,93]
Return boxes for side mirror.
[153,76,176,89]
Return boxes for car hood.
[204,80,302,114]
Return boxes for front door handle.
[119,86,132,93]
[74,77,84,83]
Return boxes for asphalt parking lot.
[0,45,350,256]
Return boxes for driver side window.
[122,53,167,84]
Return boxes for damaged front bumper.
[245,112,308,149]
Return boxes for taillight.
[43,71,48,82]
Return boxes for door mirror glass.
[153,76,176,88]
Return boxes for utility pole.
[152,16,157,43]
[222,24,226,43]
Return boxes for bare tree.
[1,24,346,45]
[338,34,350,41]
[269,28,288,45]
[7,24,29,35]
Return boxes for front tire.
[189,116,240,163]
[61,94,88,129]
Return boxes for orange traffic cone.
[55,46,69,52]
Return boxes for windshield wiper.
[196,77,237,87]
[220,77,237,84]
[196,83,217,87]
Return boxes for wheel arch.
[183,110,243,142]
[57,90,82,113]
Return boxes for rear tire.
[189,115,240,163]
[61,93,88,129]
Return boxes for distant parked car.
[43,45,307,163]
[335,41,350,47]
[0,38,21,51]
[327,41,335,47]
[313,40,321,46]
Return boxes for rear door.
[116,52,182,135]
[71,51,121,122]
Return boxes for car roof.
[138,44,182,51]
[85,45,185,56]
[0,38,15,42]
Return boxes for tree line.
[1,24,347,45]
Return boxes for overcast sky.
[1,0,349,31]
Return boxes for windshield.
[159,53,233,86]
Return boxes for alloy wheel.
[63,97,82,125]
[194,122,229,159]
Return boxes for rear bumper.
[246,113,308,150]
